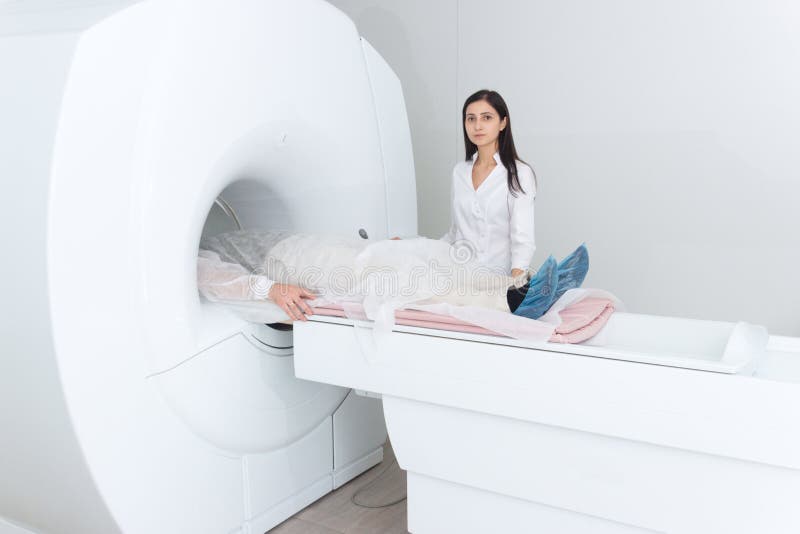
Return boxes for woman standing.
[442,89,536,278]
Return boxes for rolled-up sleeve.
[197,249,274,301]
[508,165,536,271]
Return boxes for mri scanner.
[3,1,800,534]
[2,1,404,533]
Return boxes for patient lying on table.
[197,230,589,323]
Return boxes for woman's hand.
[511,268,527,279]
[268,284,316,321]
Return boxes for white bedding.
[197,230,624,340]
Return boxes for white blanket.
[197,230,622,341]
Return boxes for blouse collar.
[472,151,502,165]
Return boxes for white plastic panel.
[361,38,418,238]
[0,28,123,534]
[579,312,768,373]
[153,331,347,453]
[756,336,800,383]
[244,417,333,524]
[407,473,656,534]
[294,319,800,470]
[306,310,769,374]
[332,390,386,488]
[392,398,800,534]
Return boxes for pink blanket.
[311,297,615,344]
[548,297,615,343]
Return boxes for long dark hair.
[462,89,535,196]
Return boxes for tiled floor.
[268,441,409,534]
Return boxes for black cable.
[350,457,407,509]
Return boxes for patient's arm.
[197,249,274,301]
[198,249,315,321]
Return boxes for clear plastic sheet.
[197,230,305,324]
[351,237,516,332]
[197,231,623,342]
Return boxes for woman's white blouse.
[441,152,536,274]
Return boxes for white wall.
[0,0,136,35]
[328,0,800,336]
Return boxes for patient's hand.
[511,268,526,279]
[268,284,316,321]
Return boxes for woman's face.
[464,100,507,150]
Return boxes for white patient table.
[294,312,800,534]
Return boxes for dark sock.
[512,255,558,320]
[507,282,529,313]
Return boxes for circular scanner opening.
[166,182,349,454]
[202,195,242,238]
[196,181,294,334]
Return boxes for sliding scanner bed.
[293,314,800,534]
[301,311,769,375]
